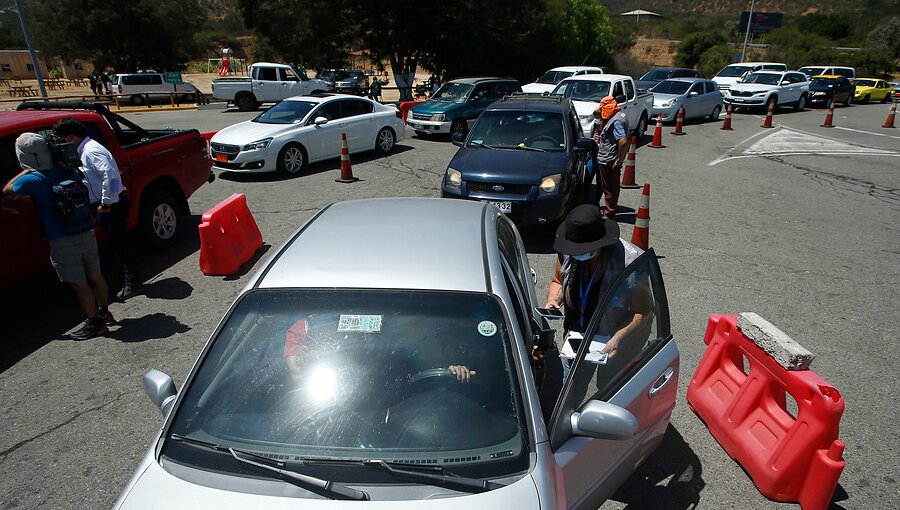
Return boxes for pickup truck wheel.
[375,128,396,153]
[235,93,258,111]
[140,190,180,249]
[635,114,648,137]
[450,119,468,137]
[277,143,306,175]
[709,105,721,121]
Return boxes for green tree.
[766,28,839,69]
[24,0,205,72]
[554,0,613,65]
[673,31,728,69]
[698,44,731,78]
[866,16,900,60]
[796,13,852,42]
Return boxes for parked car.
[1,102,214,290]
[441,94,592,227]
[332,70,370,95]
[212,63,333,111]
[798,66,855,80]
[635,67,700,91]
[890,82,900,100]
[649,78,723,122]
[114,197,678,510]
[521,66,606,94]
[111,72,201,105]
[852,78,894,103]
[551,74,653,138]
[808,75,854,108]
[210,94,404,175]
[406,77,521,136]
[723,71,809,110]
[711,62,787,92]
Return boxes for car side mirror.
[689,91,699,97]
[615,94,626,104]
[143,369,177,417]
[451,132,465,146]
[314,116,328,125]
[781,80,789,85]
[570,400,638,440]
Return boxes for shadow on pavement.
[223,243,272,281]
[141,276,194,300]
[609,424,706,509]
[106,312,190,342]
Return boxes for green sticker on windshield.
[478,320,497,336]
[337,315,383,333]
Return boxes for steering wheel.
[532,135,558,144]
[406,367,457,384]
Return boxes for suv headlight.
[431,113,445,122]
[539,174,561,193]
[445,167,462,189]
[242,138,273,151]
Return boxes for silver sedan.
[650,78,724,122]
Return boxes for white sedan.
[210,94,405,175]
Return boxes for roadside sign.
[165,72,183,84]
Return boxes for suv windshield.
[253,100,317,124]
[164,289,528,479]
[651,80,691,95]
[432,82,475,102]
[717,65,753,77]
[536,70,574,84]
[335,71,363,81]
[743,73,782,85]
[469,110,566,151]
[551,80,609,101]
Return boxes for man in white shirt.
[54,118,141,300]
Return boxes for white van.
[111,72,201,105]
[712,62,788,91]
[798,65,856,80]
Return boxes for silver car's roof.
[255,198,491,292]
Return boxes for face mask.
[572,252,593,261]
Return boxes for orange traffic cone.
[721,102,733,131]
[649,114,665,148]
[631,183,650,250]
[821,99,835,128]
[335,132,359,183]
[761,98,775,128]
[883,101,896,128]
[672,106,686,135]
[620,136,640,189]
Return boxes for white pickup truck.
[551,74,654,138]
[211,62,332,111]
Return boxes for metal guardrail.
[0,91,209,110]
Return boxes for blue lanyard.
[578,261,600,330]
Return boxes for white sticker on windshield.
[337,315,383,333]
[477,321,497,337]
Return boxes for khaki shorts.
[49,230,102,283]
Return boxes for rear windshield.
[640,69,673,81]
[551,80,609,101]
[799,67,827,77]
[651,80,691,94]
[717,65,753,77]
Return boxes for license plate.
[483,200,512,213]
[215,153,228,162]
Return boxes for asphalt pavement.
[1,101,898,509]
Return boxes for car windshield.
[335,71,362,81]
[468,111,566,151]
[717,65,753,77]
[163,289,528,479]
[854,79,876,87]
[743,73,781,85]
[432,82,474,102]
[640,69,673,81]
[799,67,827,77]
[812,78,837,86]
[651,80,691,95]
[253,100,317,124]
[551,80,610,101]
[536,70,574,84]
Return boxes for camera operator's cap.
[554,204,620,255]
[15,132,54,171]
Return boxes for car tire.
[140,189,181,250]
[635,113,648,138]
[862,94,870,103]
[375,127,396,153]
[709,105,721,121]
[880,93,890,103]
[129,94,145,106]
[795,94,806,111]
[277,143,306,175]
[450,119,468,137]
[235,93,258,111]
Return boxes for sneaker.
[97,308,117,326]
[70,318,109,340]
[116,283,143,300]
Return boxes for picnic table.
[8,85,38,97]
[45,79,66,90]
[66,78,88,87]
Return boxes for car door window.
[497,217,535,303]
[256,67,277,81]
[472,84,490,101]
[704,81,716,94]
[309,101,342,123]
[612,81,624,100]
[340,99,374,118]
[279,68,299,82]
[688,83,702,96]
[624,79,636,101]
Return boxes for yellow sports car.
[853,78,893,103]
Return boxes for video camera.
[45,134,82,170]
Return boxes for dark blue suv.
[441,94,593,227]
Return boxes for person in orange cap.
[589,96,629,220]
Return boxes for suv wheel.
[796,94,806,111]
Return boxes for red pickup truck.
[0,102,214,290]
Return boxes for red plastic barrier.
[198,194,262,276]
[686,315,845,510]
[398,100,422,122]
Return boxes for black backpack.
[38,140,94,235]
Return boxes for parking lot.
[1,101,898,509]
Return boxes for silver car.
[650,77,724,122]
[114,198,679,509]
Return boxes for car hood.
[521,83,556,93]
[211,120,301,144]
[727,83,778,94]
[410,99,462,115]
[450,147,567,183]
[115,459,541,509]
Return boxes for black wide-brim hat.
[554,204,620,255]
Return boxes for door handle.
[648,367,675,397]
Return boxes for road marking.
[709,127,900,166]
[833,126,900,140]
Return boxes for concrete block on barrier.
[737,312,814,370]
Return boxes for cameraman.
[3,133,114,340]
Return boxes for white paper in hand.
[560,331,609,365]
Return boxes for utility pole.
[740,0,756,63]
[13,0,47,98]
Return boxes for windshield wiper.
[169,434,369,501]
[498,144,545,152]
[363,459,505,493]
[469,141,494,149]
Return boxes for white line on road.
[833,126,900,140]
